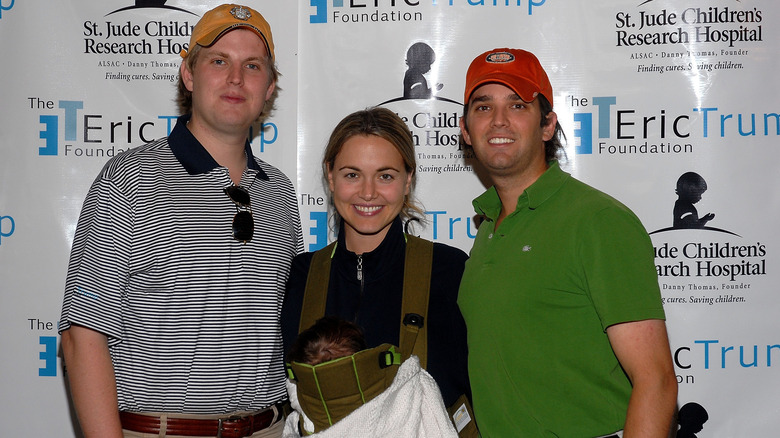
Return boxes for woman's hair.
[287,316,367,366]
[322,107,424,227]
[175,41,280,117]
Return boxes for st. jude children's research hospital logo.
[84,1,196,55]
[649,171,767,306]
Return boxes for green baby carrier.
[286,235,478,436]
[286,343,402,433]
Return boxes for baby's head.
[287,316,367,366]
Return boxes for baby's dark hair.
[287,316,367,366]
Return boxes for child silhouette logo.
[403,42,443,99]
[677,402,709,438]
[650,171,737,236]
[673,172,715,229]
[377,41,459,106]
[107,0,195,16]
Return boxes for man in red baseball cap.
[60,4,302,437]
[457,48,677,438]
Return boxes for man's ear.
[459,116,472,146]
[264,80,276,102]
[542,111,558,142]
[180,61,194,92]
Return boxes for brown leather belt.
[119,405,280,437]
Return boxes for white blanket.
[283,356,458,437]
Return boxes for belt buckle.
[217,415,244,438]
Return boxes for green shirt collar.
[472,161,570,220]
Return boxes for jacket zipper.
[355,254,365,322]
[356,254,364,287]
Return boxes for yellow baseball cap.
[181,4,274,60]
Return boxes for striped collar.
[169,114,269,181]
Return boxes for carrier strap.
[399,235,433,368]
[299,235,433,368]
[298,241,337,334]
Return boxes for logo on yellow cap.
[230,6,251,21]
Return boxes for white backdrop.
[1,1,778,436]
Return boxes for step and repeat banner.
[1,1,777,436]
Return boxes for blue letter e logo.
[310,0,328,24]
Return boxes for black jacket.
[282,217,471,406]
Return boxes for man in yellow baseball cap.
[60,4,302,437]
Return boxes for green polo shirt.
[458,161,664,437]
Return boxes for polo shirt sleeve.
[281,251,315,358]
[59,169,132,346]
[580,204,665,330]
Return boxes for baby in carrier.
[283,316,457,437]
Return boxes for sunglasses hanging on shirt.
[224,185,254,243]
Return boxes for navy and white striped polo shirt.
[59,115,303,414]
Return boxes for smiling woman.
[281,107,475,435]
[327,133,413,254]
[321,108,423,246]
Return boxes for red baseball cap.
[464,48,553,108]
[181,4,274,60]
